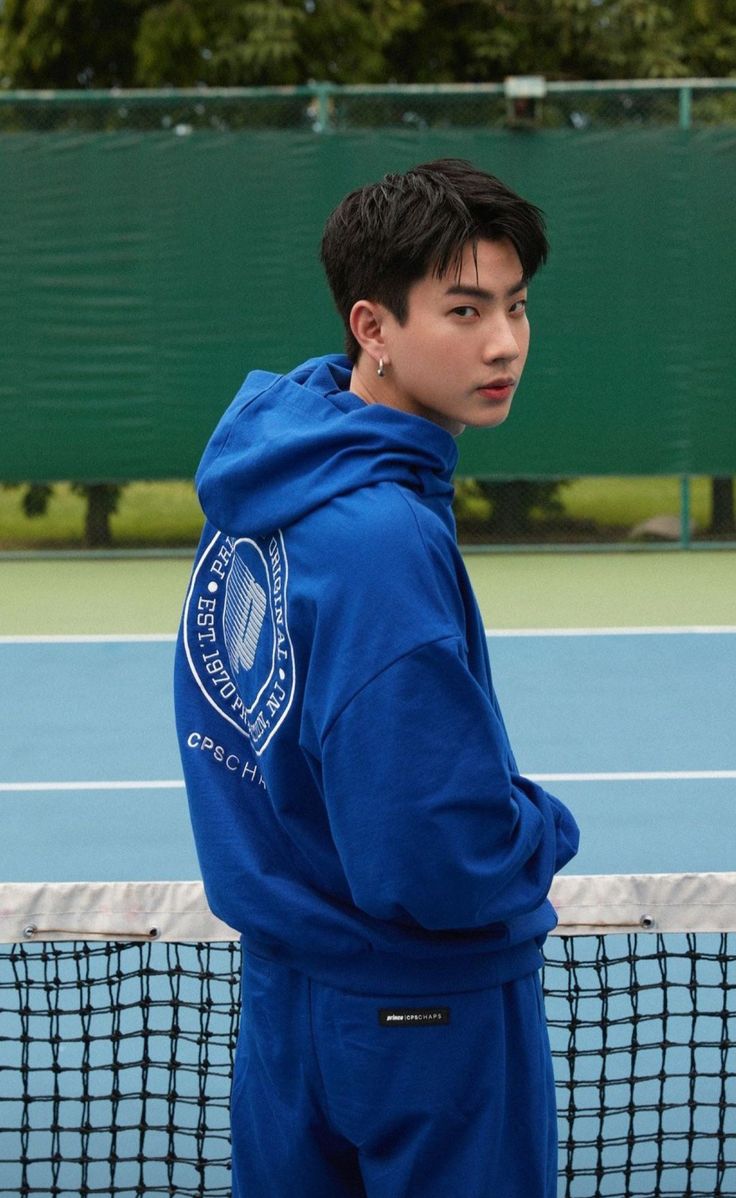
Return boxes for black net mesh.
[0,940,239,1197]
[0,932,734,1196]
[544,932,735,1197]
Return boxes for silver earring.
[377,358,385,378]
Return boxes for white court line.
[0,634,176,644]
[1,627,736,645]
[0,780,185,792]
[2,771,735,793]
[532,770,736,783]
[486,626,736,637]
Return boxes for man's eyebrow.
[444,278,527,301]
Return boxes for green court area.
[0,551,733,635]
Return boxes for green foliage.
[2,482,55,519]
[21,483,55,518]
[477,479,570,535]
[462,0,689,81]
[207,2,307,86]
[0,0,146,87]
[453,479,572,537]
[678,0,736,75]
[134,0,210,87]
[4,482,125,547]
[2,0,735,89]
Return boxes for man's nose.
[482,317,521,363]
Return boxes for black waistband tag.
[378,1006,450,1027]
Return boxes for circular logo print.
[183,530,295,756]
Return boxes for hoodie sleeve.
[321,635,580,932]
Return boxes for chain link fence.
[2,79,736,134]
[1,476,732,552]
[454,477,736,551]
[1,81,734,550]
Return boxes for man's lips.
[478,378,515,399]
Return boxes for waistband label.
[378,1006,450,1027]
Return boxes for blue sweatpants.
[230,950,558,1197]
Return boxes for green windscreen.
[1,127,734,481]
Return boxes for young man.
[174,158,579,1198]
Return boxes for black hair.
[320,158,549,363]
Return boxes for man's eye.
[451,306,479,318]
[510,298,528,315]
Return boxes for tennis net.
[0,873,734,1197]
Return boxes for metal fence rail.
[1,78,736,132]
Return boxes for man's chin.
[467,406,512,430]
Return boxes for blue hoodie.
[174,354,579,996]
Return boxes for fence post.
[680,477,692,548]
[313,83,333,133]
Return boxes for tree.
[4,483,124,547]
[72,483,125,547]
[0,0,147,88]
[710,478,736,536]
[477,480,570,538]
[133,0,426,88]
[5,0,736,91]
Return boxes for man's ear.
[349,300,390,370]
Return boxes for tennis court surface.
[1,627,734,881]
[1,556,734,1195]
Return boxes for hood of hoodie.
[196,354,459,538]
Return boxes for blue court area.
[1,630,734,1198]
[1,630,735,883]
